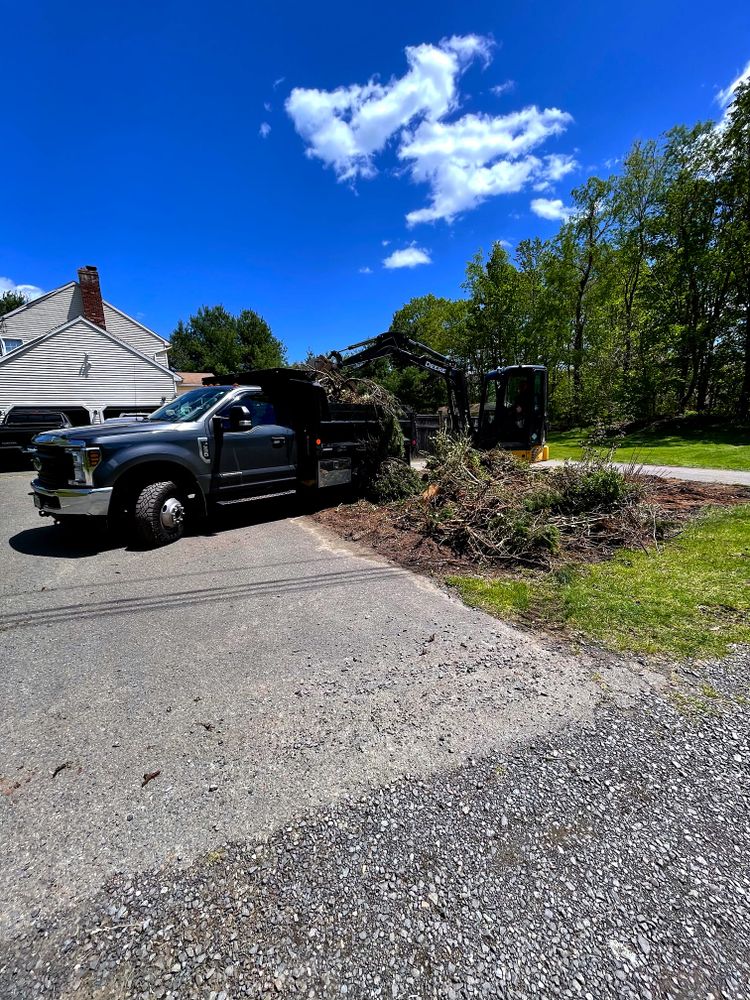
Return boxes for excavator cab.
[478,365,548,460]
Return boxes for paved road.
[413,456,750,486]
[0,471,630,943]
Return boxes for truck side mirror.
[229,404,253,431]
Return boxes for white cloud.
[532,152,578,192]
[285,35,574,225]
[264,101,272,112]
[717,60,750,109]
[0,277,44,302]
[286,35,492,181]
[491,80,515,96]
[273,77,286,90]
[544,152,577,181]
[259,122,271,138]
[401,108,573,224]
[716,60,750,124]
[358,266,373,274]
[383,246,432,269]
[381,239,390,246]
[530,197,572,221]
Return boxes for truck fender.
[105,447,208,515]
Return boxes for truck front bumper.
[31,480,113,517]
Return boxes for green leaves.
[0,289,27,317]
[169,305,286,375]
[381,91,750,427]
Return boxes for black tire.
[133,480,187,547]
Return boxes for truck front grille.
[35,446,74,489]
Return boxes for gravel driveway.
[1,469,748,999]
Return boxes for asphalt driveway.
[0,471,622,942]
[3,471,749,1000]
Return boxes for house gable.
[0,283,81,345]
[0,318,178,414]
[0,278,170,363]
[102,301,170,361]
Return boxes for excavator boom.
[330,331,473,434]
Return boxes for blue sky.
[2,0,749,361]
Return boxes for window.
[1,338,23,355]
[148,386,233,423]
[217,392,278,429]
[246,395,277,426]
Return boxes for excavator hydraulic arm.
[329,331,474,435]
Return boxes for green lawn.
[549,424,750,471]
[449,505,750,660]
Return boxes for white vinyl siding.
[0,284,81,344]
[0,320,176,414]
[102,303,169,360]
[0,285,169,363]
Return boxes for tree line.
[385,82,750,426]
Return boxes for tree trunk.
[738,308,750,419]
[695,339,714,412]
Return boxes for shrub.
[366,436,665,570]
[547,461,638,515]
[368,459,423,504]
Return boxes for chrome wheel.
[160,496,185,529]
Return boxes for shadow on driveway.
[8,495,319,560]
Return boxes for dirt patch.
[315,501,480,576]
[315,474,750,579]
[636,475,750,512]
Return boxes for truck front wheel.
[133,480,187,547]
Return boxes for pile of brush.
[302,356,402,418]
[302,356,421,498]
[398,434,667,569]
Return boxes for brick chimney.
[77,265,106,329]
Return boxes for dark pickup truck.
[30,369,394,546]
[1,407,72,455]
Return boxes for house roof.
[0,280,169,347]
[0,316,181,380]
[0,282,77,323]
[175,371,214,384]
[102,299,169,347]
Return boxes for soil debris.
[316,438,750,578]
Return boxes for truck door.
[218,392,297,495]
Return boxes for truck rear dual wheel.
[133,480,187,547]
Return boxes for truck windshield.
[148,386,233,423]
[6,410,65,425]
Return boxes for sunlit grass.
[449,506,750,659]
[549,425,750,471]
